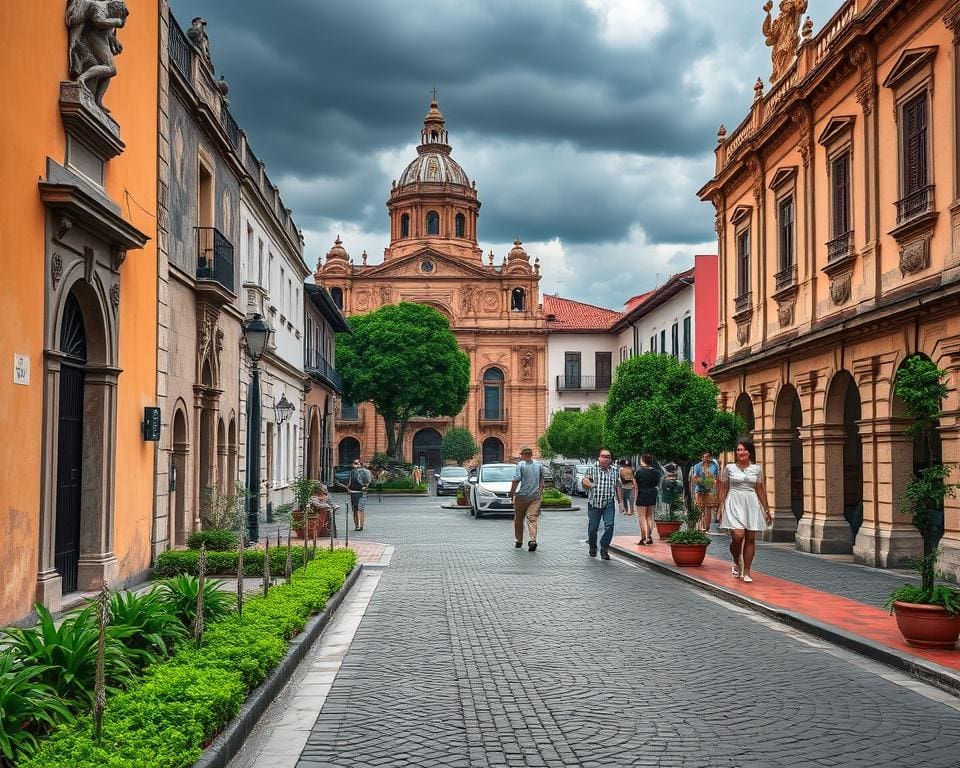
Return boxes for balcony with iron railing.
[305,350,343,393]
[168,12,193,80]
[220,107,241,152]
[896,185,934,226]
[733,291,753,317]
[195,227,235,296]
[555,375,611,392]
[826,231,853,264]
[774,263,797,293]
[478,406,509,425]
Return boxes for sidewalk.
[609,533,960,695]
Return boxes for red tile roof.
[543,294,623,332]
[623,290,653,312]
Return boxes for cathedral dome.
[396,98,471,189]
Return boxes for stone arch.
[734,391,755,436]
[412,428,442,470]
[217,417,227,493]
[511,287,526,311]
[227,414,237,493]
[338,436,361,465]
[482,436,504,464]
[455,212,466,237]
[307,407,321,479]
[171,402,191,546]
[400,212,410,238]
[822,369,861,551]
[482,367,505,421]
[770,383,804,540]
[426,210,440,235]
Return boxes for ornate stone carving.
[110,282,119,311]
[899,239,929,275]
[944,4,960,45]
[378,286,392,306]
[354,291,371,312]
[777,299,794,328]
[850,42,877,115]
[714,211,725,239]
[460,285,475,313]
[790,107,811,168]
[829,272,851,305]
[66,0,130,114]
[762,0,808,84]
[56,216,73,241]
[482,291,499,311]
[520,348,535,382]
[52,253,64,288]
[736,321,751,346]
[746,155,764,205]
[186,17,213,69]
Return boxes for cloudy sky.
[170,0,838,308]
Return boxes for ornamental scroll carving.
[354,291,371,312]
[460,286,475,314]
[762,0,807,84]
[790,106,811,168]
[900,239,929,276]
[777,299,794,328]
[482,291,499,311]
[519,348,536,382]
[829,273,851,305]
[850,42,877,115]
[736,321,751,346]
[378,286,392,306]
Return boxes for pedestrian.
[411,464,423,486]
[690,451,720,531]
[618,458,636,516]
[348,459,371,531]
[582,448,621,560]
[717,438,772,583]
[634,454,660,545]
[508,446,544,551]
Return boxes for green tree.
[536,432,556,459]
[544,404,607,458]
[441,426,479,465]
[605,354,741,469]
[336,302,470,459]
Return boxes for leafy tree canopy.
[544,404,607,459]
[336,302,470,457]
[441,427,479,465]
[605,354,741,462]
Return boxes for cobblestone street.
[276,496,960,768]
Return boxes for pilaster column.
[762,428,799,542]
[796,423,853,553]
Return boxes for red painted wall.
[693,254,718,376]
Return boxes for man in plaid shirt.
[582,448,621,560]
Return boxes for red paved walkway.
[610,535,960,671]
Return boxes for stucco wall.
[546,333,618,415]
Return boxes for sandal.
[742,574,753,583]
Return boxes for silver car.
[468,463,516,518]
[436,466,469,496]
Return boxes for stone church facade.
[315,100,548,468]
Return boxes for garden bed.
[153,546,309,577]
[10,549,356,768]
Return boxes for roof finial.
[431,84,438,103]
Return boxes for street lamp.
[275,393,295,424]
[243,314,270,542]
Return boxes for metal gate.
[55,362,84,594]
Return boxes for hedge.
[22,549,357,768]
[153,546,308,577]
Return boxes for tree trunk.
[384,417,398,458]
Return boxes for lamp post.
[275,393,295,425]
[242,314,270,543]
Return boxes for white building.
[239,154,310,512]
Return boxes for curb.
[609,544,960,698]
[192,563,364,768]
[439,503,583,511]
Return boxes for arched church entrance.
[482,436,504,464]
[339,437,361,465]
[412,428,442,470]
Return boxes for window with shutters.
[736,228,750,298]
[778,195,794,270]
[671,323,679,357]
[682,316,692,362]
[896,91,933,226]
[831,152,850,238]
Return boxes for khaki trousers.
[513,496,542,543]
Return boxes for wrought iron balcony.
[479,407,509,424]
[896,184,934,225]
[774,264,797,292]
[733,291,752,315]
[305,350,343,393]
[168,12,193,80]
[827,230,853,263]
[220,107,241,151]
[555,375,611,392]
[196,227,235,294]
[339,404,361,422]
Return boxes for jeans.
[587,500,616,552]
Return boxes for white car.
[436,466,469,496]
[468,463,516,518]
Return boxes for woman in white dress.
[716,438,772,583]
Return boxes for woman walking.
[634,454,660,545]
[618,459,636,516]
[690,451,720,531]
[717,438,772,583]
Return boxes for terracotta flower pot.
[292,508,331,540]
[456,496,469,506]
[655,521,682,539]
[892,601,960,649]
[669,543,708,567]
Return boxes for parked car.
[534,460,554,487]
[573,464,591,496]
[551,460,578,495]
[332,464,353,490]
[468,463,516,518]
[436,465,469,496]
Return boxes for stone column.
[36,355,64,611]
[854,417,921,567]
[797,424,853,553]
[763,428,799,542]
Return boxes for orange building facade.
[0,3,159,621]
[316,101,548,468]
[699,0,960,576]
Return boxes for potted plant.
[885,356,960,649]
[654,477,685,539]
[667,505,711,566]
[456,485,469,507]
[288,476,331,539]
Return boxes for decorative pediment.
[768,166,798,191]
[361,248,493,280]
[882,47,937,91]
[817,116,855,147]
[730,205,753,225]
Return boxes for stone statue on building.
[762,0,807,83]
[65,0,129,113]
[186,17,214,69]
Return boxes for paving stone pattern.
[297,498,960,768]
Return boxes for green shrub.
[108,588,189,668]
[0,652,72,765]
[379,477,424,491]
[541,488,571,506]
[157,575,236,629]
[186,529,238,552]
[3,604,136,712]
[153,546,307,577]
[22,550,357,768]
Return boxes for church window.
[511,288,525,311]
[455,213,466,238]
[483,368,504,420]
[330,287,343,309]
[400,213,410,238]
[426,211,440,235]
